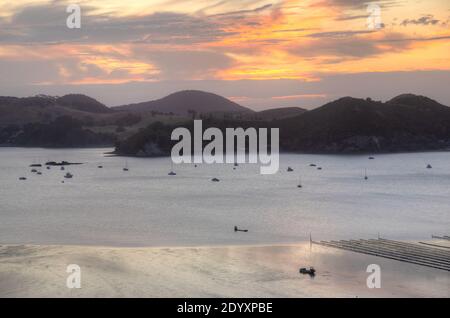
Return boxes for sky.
[0,0,449,110]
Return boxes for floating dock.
[314,238,450,271]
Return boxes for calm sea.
[0,147,449,246]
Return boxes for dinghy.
[299,267,316,276]
[234,226,248,233]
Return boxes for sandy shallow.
[0,243,448,298]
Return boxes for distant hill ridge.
[255,107,307,120]
[55,94,112,114]
[1,91,450,153]
[0,94,111,113]
[387,93,449,109]
[113,90,253,115]
[0,94,120,129]
[0,90,304,123]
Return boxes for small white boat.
[64,172,73,179]
[168,161,176,176]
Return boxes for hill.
[55,94,112,114]
[113,90,253,115]
[0,93,190,146]
[255,107,307,121]
[0,94,114,127]
[278,94,450,153]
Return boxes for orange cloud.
[0,0,449,85]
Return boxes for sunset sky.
[0,0,449,109]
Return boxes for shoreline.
[0,241,312,250]
[0,237,439,250]
[1,242,448,298]
[2,145,450,156]
[113,148,450,158]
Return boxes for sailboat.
[168,161,176,176]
